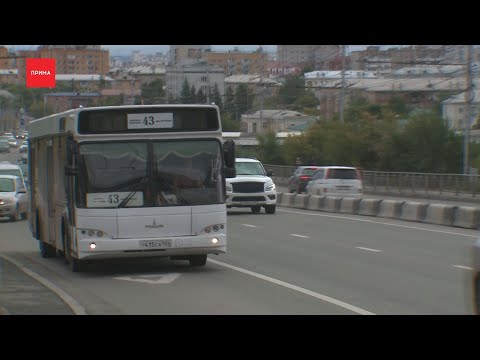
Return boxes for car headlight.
[0,198,13,206]
[226,185,232,192]
[265,183,276,191]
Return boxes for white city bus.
[28,104,236,271]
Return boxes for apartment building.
[165,62,224,101]
[14,45,110,83]
[276,45,342,70]
[205,49,269,76]
[169,45,211,66]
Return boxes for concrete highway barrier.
[276,192,480,229]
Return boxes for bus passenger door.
[46,140,55,245]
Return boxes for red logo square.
[26,58,56,88]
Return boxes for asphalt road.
[0,149,477,314]
[0,203,477,315]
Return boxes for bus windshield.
[76,139,224,208]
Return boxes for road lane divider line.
[278,209,478,238]
[242,224,257,228]
[452,265,473,270]
[356,247,382,253]
[290,234,310,238]
[0,254,87,315]
[207,258,375,315]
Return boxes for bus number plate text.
[139,239,172,249]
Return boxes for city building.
[165,61,224,101]
[205,49,269,76]
[442,90,480,131]
[240,109,317,135]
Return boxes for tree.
[224,86,236,119]
[180,78,191,104]
[211,83,223,109]
[221,112,240,131]
[196,88,206,104]
[190,84,196,104]
[235,84,249,115]
[141,79,165,104]
[277,75,305,108]
[294,90,319,111]
[256,131,286,165]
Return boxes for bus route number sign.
[127,113,174,129]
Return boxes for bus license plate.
[139,239,172,249]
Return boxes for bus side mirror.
[65,165,78,176]
[225,167,236,178]
[223,139,235,168]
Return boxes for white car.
[19,144,28,160]
[0,175,28,221]
[7,136,18,148]
[306,166,363,198]
[225,157,277,214]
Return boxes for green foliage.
[211,83,223,109]
[235,84,249,115]
[224,86,235,117]
[221,112,240,131]
[388,96,410,116]
[277,75,305,107]
[196,88,206,104]
[255,132,286,165]
[141,79,165,104]
[293,90,319,111]
[180,78,191,104]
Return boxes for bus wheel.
[189,255,207,267]
[38,224,56,258]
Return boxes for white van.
[305,166,363,198]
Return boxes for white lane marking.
[452,265,473,270]
[207,258,375,315]
[290,234,310,238]
[114,273,180,284]
[356,247,382,253]
[242,224,257,228]
[0,254,87,315]
[278,209,478,238]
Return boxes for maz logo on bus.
[145,219,165,229]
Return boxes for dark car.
[287,166,320,194]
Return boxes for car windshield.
[0,178,15,192]
[236,162,266,176]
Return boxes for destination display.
[77,107,220,134]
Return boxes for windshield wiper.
[117,175,149,208]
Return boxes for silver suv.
[225,158,276,214]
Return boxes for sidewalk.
[0,256,75,315]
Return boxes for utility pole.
[463,45,474,175]
[339,45,347,123]
[258,45,266,131]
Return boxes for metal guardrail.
[264,164,480,201]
